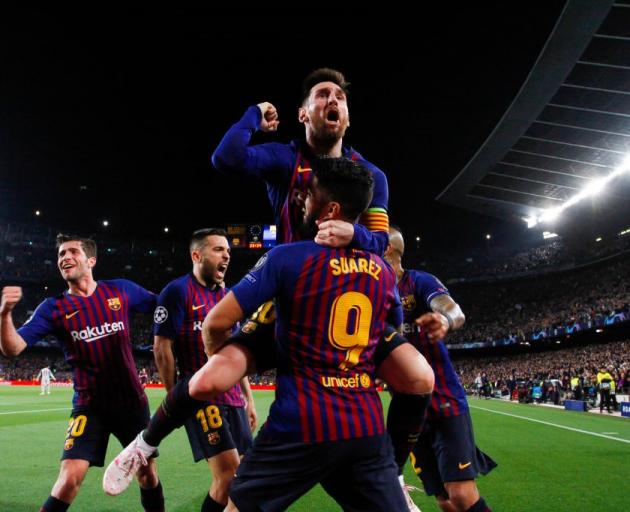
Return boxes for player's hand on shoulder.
[314,219,354,248]
[257,102,279,132]
[0,286,23,315]
[416,312,449,343]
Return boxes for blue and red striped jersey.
[397,269,468,419]
[212,105,390,254]
[153,273,244,407]
[18,279,154,411]
[231,242,401,443]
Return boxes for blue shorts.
[184,403,253,462]
[230,430,406,512]
[61,403,153,467]
[410,411,497,496]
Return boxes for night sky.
[0,5,567,252]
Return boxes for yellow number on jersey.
[250,301,276,325]
[196,405,223,432]
[328,291,373,370]
[67,414,87,437]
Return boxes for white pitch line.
[0,407,68,416]
[470,405,630,444]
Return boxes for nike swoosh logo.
[65,311,80,319]
[192,304,205,311]
[384,331,397,342]
[458,462,472,470]
[297,166,311,173]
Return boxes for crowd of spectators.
[0,350,278,388]
[455,339,630,406]
[448,255,630,346]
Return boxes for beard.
[311,119,348,146]
[199,260,221,286]
[298,212,319,240]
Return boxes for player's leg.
[136,458,164,512]
[443,480,487,512]
[41,459,91,510]
[189,344,254,400]
[203,449,241,511]
[320,434,407,512]
[103,345,252,497]
[376,331,434,479]
[409,423,444,511]
[42,409,107,510]
[124,407,165,511]
[188,404,252,512]
[229,430,327,512]
[136,304,272,463]
[104,403,165,511]
[433,414,495,512]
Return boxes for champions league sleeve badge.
[154,306,168,324]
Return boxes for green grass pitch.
[1,387,629,511]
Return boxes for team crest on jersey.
[154,306,168,324]
[107,297,122,311]
[64,438,74,450]
[401,295,416,312]
[207,432,220,445]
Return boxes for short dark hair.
[55,234,97,259]
[190,228,228,251]
[312,157,373,221]
[301,68,350,106]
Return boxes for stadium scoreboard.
[227,224,276,250]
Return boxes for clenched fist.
[257,102,280,132]
[1,286,23,315]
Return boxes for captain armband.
[358,207,389,233]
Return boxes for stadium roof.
[438,0,630,235]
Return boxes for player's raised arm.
[0,286,27,357]
[211,104,291,182]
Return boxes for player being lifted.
[106,157,412,511]
[212,68,435,507]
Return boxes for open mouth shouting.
[216,262,228,280]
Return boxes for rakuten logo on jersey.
[70,321,125,343]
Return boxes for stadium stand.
[2,218,628,392]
